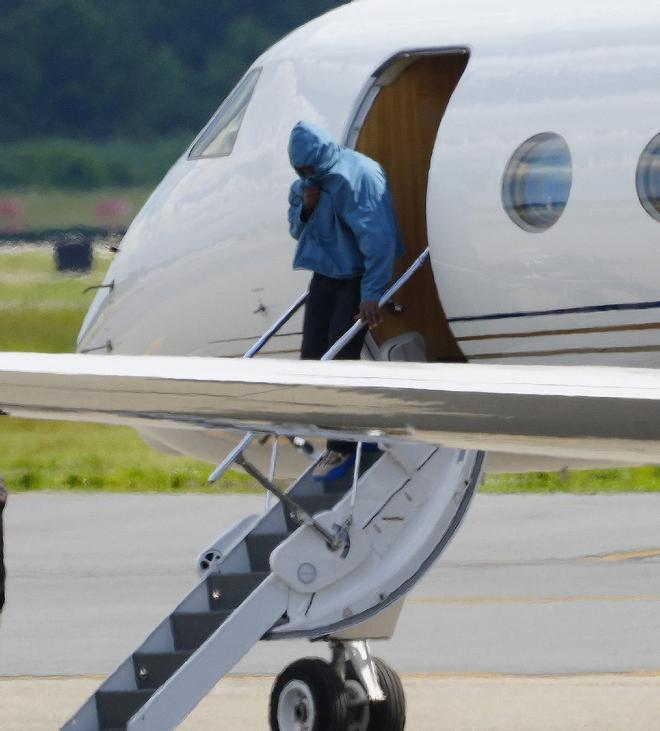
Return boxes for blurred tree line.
[0,0,341,142]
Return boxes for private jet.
[1,0,659,728]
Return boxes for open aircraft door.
[348,49,470,364]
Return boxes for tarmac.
[2,673,660,730]
[1,492,659,729]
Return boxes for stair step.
[171,611,232,651]
[133,650,193,690]
[245,533,288,572]
[206,572,269,610]
[283,494,340,530]
[96,689,154,729]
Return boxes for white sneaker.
[312,450,355,482]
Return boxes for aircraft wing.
[1,352,660,463]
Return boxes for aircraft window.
[637,134,660,222]
[502,133,572,232]
[189,69,261,159]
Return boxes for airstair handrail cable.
[207,247,431,484]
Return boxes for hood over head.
[288,121,341,180]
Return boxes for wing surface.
[1,352,660,463]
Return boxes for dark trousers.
[301,273,366,455]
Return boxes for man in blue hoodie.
[288,120,404,480]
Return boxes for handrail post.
[208,432,256,483]
[265,437,279,510]
[349,441,363,515]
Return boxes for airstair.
[62,249,485,731]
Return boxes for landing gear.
[270,658,349,731]
[364,658,406,730]
[343,645,406,731]
[269,643,406,731]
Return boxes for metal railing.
[207,247,431,484]
[243,290,308,359]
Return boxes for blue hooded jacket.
[288,121,404,302]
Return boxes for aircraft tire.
[366,657,406,731]
[269,657,349,731]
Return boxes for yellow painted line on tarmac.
[586,548,660,562]
[0,673,274,683]
[409,594,660,606]
[2,671,660,683]
[0,674,106,682]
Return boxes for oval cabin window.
[637,134,660,222]
[189,68,261,159]
[502,133,572,232]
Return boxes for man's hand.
[357,300,383,329]
[302,185,321,220]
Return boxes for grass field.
[1,246,659,493]
[0,247,110,351]
[483,467,660,494]
[0,419,255,493]
[0,188,151,232]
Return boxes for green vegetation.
[0,418,256,493]
[0,1,345,190]
[0,1,342,142]
[482,468,660,494]
[0,139,189,190]
[0,247,110,351]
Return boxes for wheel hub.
[278,679,316,730]
[294,701,308,722]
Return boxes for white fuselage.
[77,0,660,467]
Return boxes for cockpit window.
[637,133,660,222]
[188,69,261,159]
[502,133,572,233]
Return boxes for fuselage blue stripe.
[448,299,660,324]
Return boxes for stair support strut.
[235,454,342,550]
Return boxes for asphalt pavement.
[0,491,659,729]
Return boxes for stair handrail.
[244,289,308,359]
[207,290,307,484]
[208,247,431,484]
[321,247,430,361]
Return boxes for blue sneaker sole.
[313,455,356,482]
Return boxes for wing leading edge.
[1,352,660,463]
